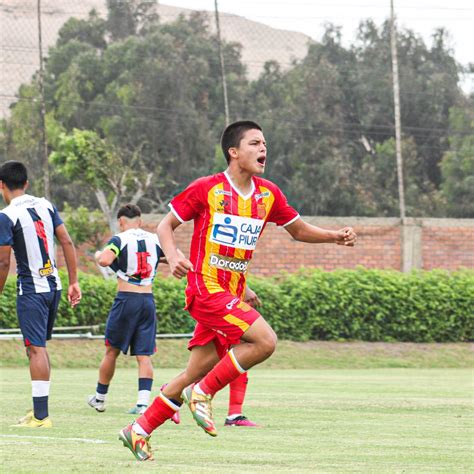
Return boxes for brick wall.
[420,219,474,271]
[25,215,474,276]
[135,215,472,275]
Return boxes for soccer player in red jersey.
[119,120,356,461]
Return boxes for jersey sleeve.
[49,206,64,229]
[104,235,121,256]
[0,213,14,246]
[169,178,205,222]
[267,185,300,227]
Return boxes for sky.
[161,0,473,91]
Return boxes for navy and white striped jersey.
[105,228,163,286]
[0,194,63,295]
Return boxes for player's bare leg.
[88,346,120,412]
[184,317,276,435]
[232,316,277,368]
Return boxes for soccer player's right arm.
[0,213,13,294]
[0,245,11,293]
[96,242,119,268]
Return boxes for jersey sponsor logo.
[216,199,230,212]
[210,213,263,250]
[209,253,250,273]
[214,189,232,196]
[254,191,270,201]
[226,297,241,310]
[39,259,54,277]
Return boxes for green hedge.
[0,269,472,342]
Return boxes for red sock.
[228,372,248,416]
[199,350,244,397]
[136,394,177,434]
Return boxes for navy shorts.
[105,292,157,356]
[17,290,62,347]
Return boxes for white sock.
[193,383,206,395]
[95,392,106,402]
[226,413,242,420]
[137,390,151,407]
[132,422,150,437]
[32,380,50,397]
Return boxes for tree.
[50,129,154,232]
[358,137,442,216]
[63,203,108,250]
[4,6,468,218]
[440,106,474,217]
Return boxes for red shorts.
[186,291,261,353]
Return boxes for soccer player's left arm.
[55,223,81,307]
[0,245,11,293]
[284,218,357,246]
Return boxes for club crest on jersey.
[210,213,263,250]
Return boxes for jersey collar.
[223,170,255,200]
[9,193,34,205]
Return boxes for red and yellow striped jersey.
[170,171,299,298]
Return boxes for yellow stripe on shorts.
[223,314,250,332]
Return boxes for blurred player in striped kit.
[87,204,174,416]
[0,161,81,427]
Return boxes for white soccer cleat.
[87,395,106,412]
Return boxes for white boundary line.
[0,434,108,444]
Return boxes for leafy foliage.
[1,269,472,341]
[63,203,108,250]
[440,106,474,217]
[50,129,154,231]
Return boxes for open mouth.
[257,157,266,165]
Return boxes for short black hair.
[117,204,141,219]
[0,161,28,190]
[221,120,263,164]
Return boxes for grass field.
[1,339,473,369]
[1,365,472,473]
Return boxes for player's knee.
[26,345,41,357]
[259,331,277,359]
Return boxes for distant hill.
[0,0,313,118]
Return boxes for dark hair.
[0,161,28,190]
[221,120,262,164]
[117,204,141,219]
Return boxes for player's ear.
[24,180,29,191]
[228,147,238,160]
